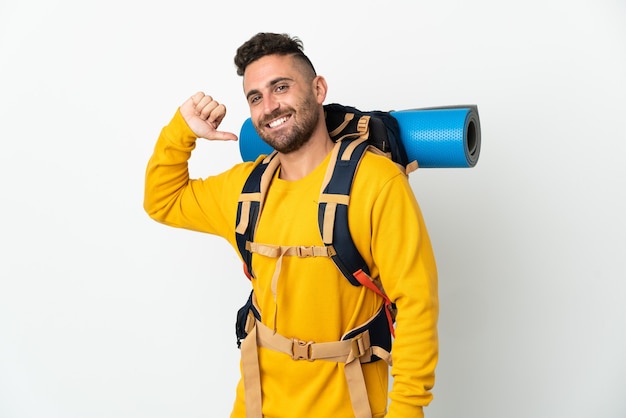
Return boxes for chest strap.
[246,242,335,259]
[245,242,336,329]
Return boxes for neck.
[277,130,334,181]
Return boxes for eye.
[275,84,288,93]
[249,95,261,105]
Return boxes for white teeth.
[268,116,288,128]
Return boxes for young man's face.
[243,54,322,154]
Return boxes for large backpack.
[233,103,480,417]
[232,104,417,418]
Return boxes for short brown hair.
[234,32,316,77]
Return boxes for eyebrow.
[245,76,294,101]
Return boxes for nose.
[262,94,280,115]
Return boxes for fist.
[179,92,238,141]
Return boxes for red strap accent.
[243,263,252,280]
[353,269,396,338]
[353,269,387,300]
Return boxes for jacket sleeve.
[143,108,236,238]
[371,173,439,418]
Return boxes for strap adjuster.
[292,339,314,361]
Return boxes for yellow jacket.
[144,109,439,417]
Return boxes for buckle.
[296,246,314,257]
[351,334,367,359]
[291,339,314,361]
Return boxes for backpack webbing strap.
[241,321,262,417]
[240,315,392,418]
[236,151,280,279]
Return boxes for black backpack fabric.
[323,103,414,174]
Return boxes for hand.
[179,92,238,141]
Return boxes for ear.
[312,75,328,104]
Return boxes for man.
[144,32,438,418]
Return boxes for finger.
[197,100,219,120]
[190,91,206,107]
[190,93,217,116]
[207,103,227,128]
[194,93,213,112]
[208,130,239,141]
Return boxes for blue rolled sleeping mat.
[238,105,481,168]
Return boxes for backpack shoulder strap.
[318,136,370,286]
[319,131,397,337]
[235,151,281,279]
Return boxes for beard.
[255,93,320,154]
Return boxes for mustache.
[259,108,293,126]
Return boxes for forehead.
[242,54,301,93]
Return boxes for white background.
[1,1,625,417]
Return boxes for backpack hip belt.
[239,292,392,418]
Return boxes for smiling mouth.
[267,115,290,128]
